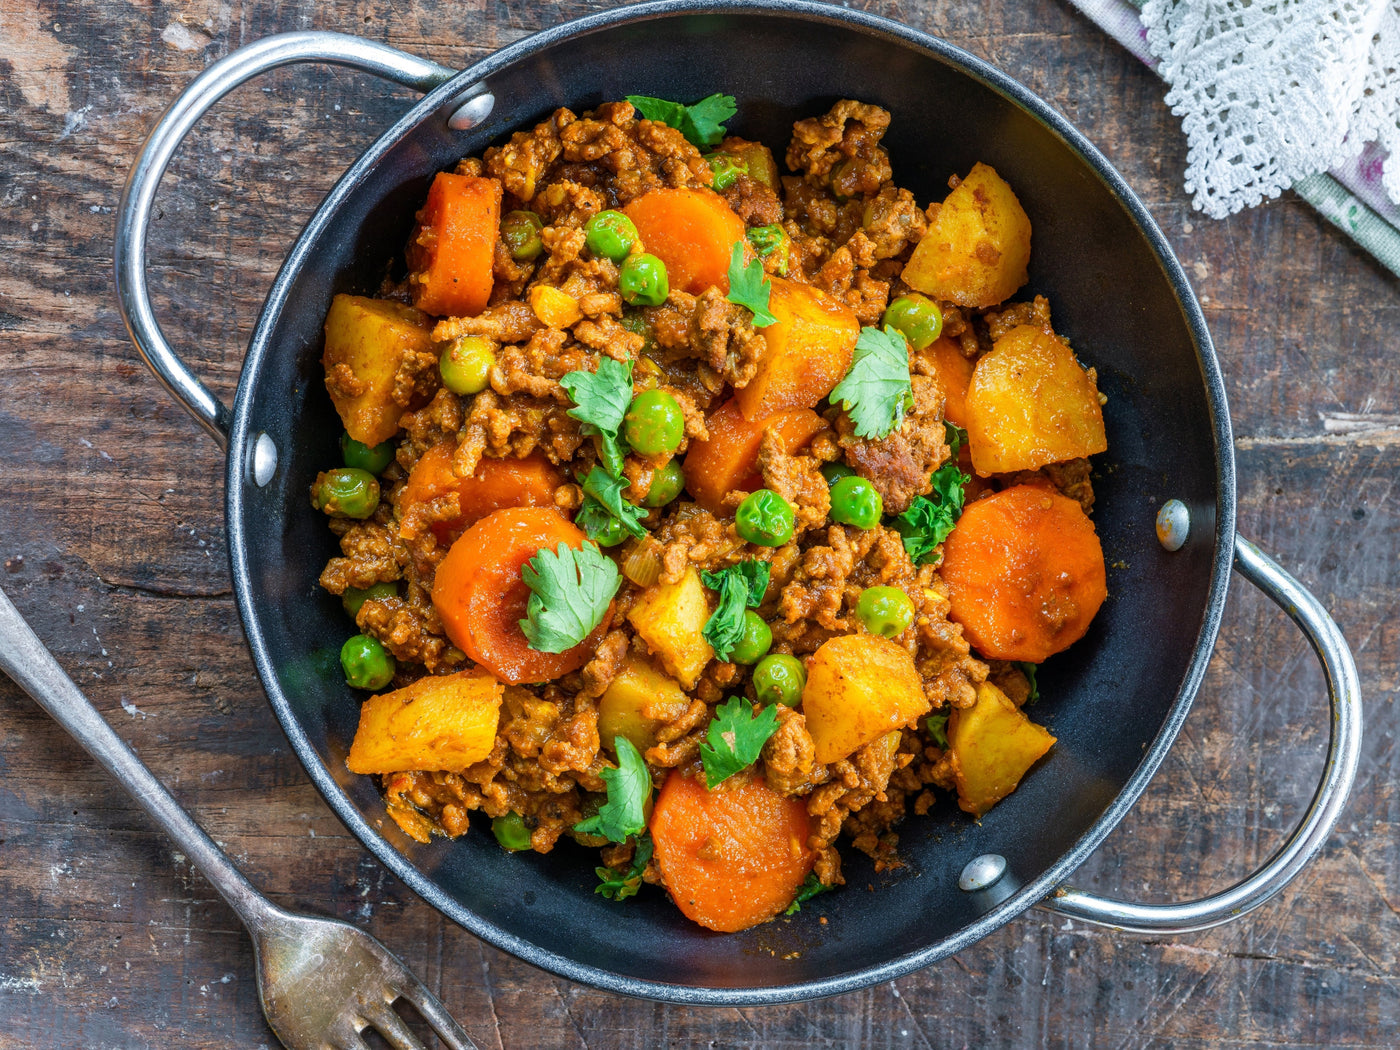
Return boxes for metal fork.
[0,587,478,1050]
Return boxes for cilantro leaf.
[926,711,950,750]
[944,421,968,459]
[784,873,832,915]
[829,325,913,439]
[700,560,771,660]
[626,93,736,148]
[593,833,654,901]
[893,461,968,565]
[700,696,780,789]
[574,736,651,843]
[580,466,648,540]
[519,541,620,653]
[562,357,634,478]
[725,242,778,327]
[1017,662,1041,706]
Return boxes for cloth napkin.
[1067,0,1400,278]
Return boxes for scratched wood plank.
[0,0,1397,1046]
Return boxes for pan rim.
[225,0,1236,1004]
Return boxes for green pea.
[882,294,944,350]
[643,458,686,508]
[728,611,772,665]
[753,654,805,708]
[820,462,856,488]
[340,633,395,690]
[501,210,544,261]
[584,210,638,262]
[589,513,628,548]
[312,468,380,519]
[342,581,397,619]
[735,489,795,547]
[440,336,495,396]
[491,811,533,851]
[829,475,882,529]
[340,432,394,475]
[623,389,685,457]
[856,586,915,639]
[705,153,748,191]
[619,253,669,307]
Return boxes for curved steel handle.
[1043,533,1362,933]
[114,32,457,448]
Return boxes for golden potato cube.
[529,285,582,328]
[948,680,1055,817]
[965,323,1107,476]
[901,163,1032,308]
[597,654,691,756]
[322,293,435,447]
[346,668,502,775]
[626,567,714,688]
[801,634,930,765]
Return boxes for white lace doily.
[1141,0,1400,217]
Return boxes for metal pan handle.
[114,32,457,449]
[1042,533,1362,933]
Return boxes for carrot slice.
[940,485,1107,662]
[682,398,824,514]
[649,768,814,932]
[431,507,606,684]
[406,172,501,317]
[401,443,562,544]
[622,188,746,295]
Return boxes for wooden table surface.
[2,0,1396,1046]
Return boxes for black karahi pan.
[114,0,1361,1005]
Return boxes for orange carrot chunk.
[940,485,1107,662]
[649,768,815,932]
[431,507,606,684]
[622,188,746,295]
[682,398,825,514]
[735,277,859,421]
[406,172,501,317]
[400,443,563,544]
[926,335,976,428]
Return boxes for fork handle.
[0,587,278,933]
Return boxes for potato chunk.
[322,294,436,447]
[948,681,1055,817]
[626,567,714,688]
[964,324,1107,476]
[597,654,691,756]
[736,277,859,421]
[346,668,503,775]
[901,163,1031,308]
[801,634,930,765]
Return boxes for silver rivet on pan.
[959,853,1007,892]
[252,432,278,488]
[1156,499,1190,551]
[448,91,495,131]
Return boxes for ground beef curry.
[312,96,1110,933]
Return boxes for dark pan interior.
[226,1,1232,1003]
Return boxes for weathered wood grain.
[1,0,1396,1046]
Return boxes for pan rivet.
[959,854,1007,891]
[448,92,495,131]
[1156,499,1190,552]
[252,432,278,488]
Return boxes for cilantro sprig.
[725,242,778,327]
[1017,662,1041,706]
[561,357,634,478]
[893,460,968,565]
[700,696,780,789]
[626,93,736,148]
[783,873,832,915]
[593,833,654,901]
[519,542,620,653]
[579,466,649,540]
[829,325,913,439]
[700,561,771,661]
[925,711,950,750]
[574,736,651,843]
